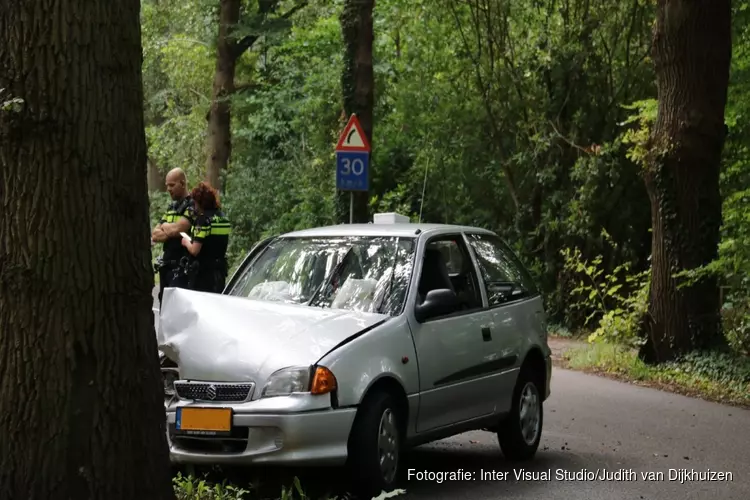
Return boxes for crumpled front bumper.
[165,394,357,466]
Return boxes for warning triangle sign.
[335,114,371,152]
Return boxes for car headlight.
[261,365,338,398]
[161,367,179,397]
[261,366,312,398]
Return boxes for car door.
[465,232,543,415]
[409,233,498,433]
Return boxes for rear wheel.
[346,390,402,498]
[497,368,543,460]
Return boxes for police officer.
[151,168,194,303]
[180,181,231,293]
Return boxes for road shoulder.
[548,335,750,410]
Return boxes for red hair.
[191,181,220,211]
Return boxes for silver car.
[157,215,552,497]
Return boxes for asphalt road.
[153,291,749,499]
[396,368,749,500]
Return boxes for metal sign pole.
[349,191,354,224]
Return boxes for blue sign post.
[335,114,371,223]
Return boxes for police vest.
[160,196,193,261]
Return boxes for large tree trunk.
[640,0,732,363]
[206,0,241,190]
[339,0,374,223]
[0,1,175,498]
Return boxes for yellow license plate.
[176,407,232,435]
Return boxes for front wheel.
[497,369,543,461]
[346,391,402,498]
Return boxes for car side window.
[467,233,538,306]
[418,236,483,312]
[429,240,464,274]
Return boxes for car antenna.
[418,156,430,223]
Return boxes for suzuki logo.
[206,384,217,401]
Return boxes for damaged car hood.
[157,287,390,383]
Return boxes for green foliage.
[141,0,658,315]
[619,98,658,168]
[149,191,172,267]
[141,0,215,182]
[561,230,649,348]
[149,191,172,229]
[722,297,750,355]
[173,473,251,500]
[172,472,406,500]
[278,477,306,500]
[672,350,750,385]
[140,0,750,356]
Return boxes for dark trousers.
[158,266,175,304]
[193,268,227,294]
[159,264,190,303]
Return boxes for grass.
[560,341,750,409]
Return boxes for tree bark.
[640,0,732,363]
[0,1,175,499]
[206,0,241,190]
[339,0,375,224]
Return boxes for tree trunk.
[640,0,732,363]
[206,0,241,190]
[339,0,375,224]
[0,1,175,499]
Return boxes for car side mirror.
[415,288,459,322]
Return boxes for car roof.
[280,223,497,238]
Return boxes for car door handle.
[481,327,492,341]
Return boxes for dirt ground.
[547,335,585,365]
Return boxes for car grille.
[174,381,254,402]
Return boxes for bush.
[722,297,750,356]
[173,473,251,500]
[560,229,649,348]
[670,350,750,385]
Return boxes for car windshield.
[227,236,416,316]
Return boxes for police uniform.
[157,196,194,302]
[189,209,231,293]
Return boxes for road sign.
[335,114,371,152]
[336,151,369,192]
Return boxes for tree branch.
[233,1,308,59]
[549,120,601,156]
[234,35,260,59]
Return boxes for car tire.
[497,367,543,461]
[346,390,402,498]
